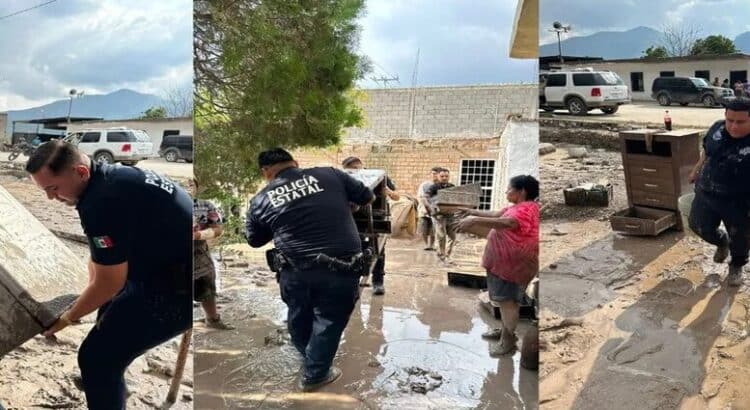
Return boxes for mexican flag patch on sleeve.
[93,236,115,249]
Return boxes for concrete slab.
[0,185,87,357]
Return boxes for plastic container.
[678,193,695,236]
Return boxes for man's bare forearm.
[67,263,127,321]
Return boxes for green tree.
[690,35,738,55]
[194,0,369,199]
[140,106,167,119]
[642,45,669,58]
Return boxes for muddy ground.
[192,236,538,409]
[0,166,194,409]
[538,144,750,409]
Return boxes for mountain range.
[540,26,750,59]
[6,89,165,135]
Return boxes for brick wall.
[292,138,500,197]
[345,84,537,142]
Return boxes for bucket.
[678,193,695,235]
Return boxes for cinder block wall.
[344,84,537,142]
[292,138,499,196]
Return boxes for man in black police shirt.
[26,140,191,409]
[245,148,374,391]
[689,97,750,286]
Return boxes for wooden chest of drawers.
[613,129,701,233]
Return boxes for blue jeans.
[279,269,360,383]
[78,281,191,409]
[689,189,750,268]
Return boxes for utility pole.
[548,21,572,64]
[408,48,420,138]
[67,88,84,125]
[370,75,399,88]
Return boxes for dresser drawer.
[626,159,673,178]
[629,174,676,195]
[631,190,677,209]
[610,206,676,236]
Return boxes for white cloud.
[0,0,192,111]
[356,0,536,88]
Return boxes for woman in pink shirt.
[457,175,539,356]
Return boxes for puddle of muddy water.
[194,241,538,409]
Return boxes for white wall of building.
[495,119,539,210]
[0,113,7,146]
[66,117,192,155]
[563,57,750,101]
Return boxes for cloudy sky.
[540,0,750,44]
[356,0,536,88]
[0,0,191,111]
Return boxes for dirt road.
[543,101,725,128]
[538,143,750,409]
[193,238,538,409]
[0,171,194,409]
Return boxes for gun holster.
[265,248,284,282]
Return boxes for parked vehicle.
[158,135,193,163]
[67,127,153,165]
[651,77,734,107]
[540,68,630,115]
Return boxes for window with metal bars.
[459,159,495,210]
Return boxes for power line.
[0,0,58,22]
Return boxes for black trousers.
[689,189,750,268]
[78,281,191,409]
[279,269,359,383]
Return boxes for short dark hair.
[510,175,540,201]
[438,167,450,173]
[431,166,442,173]
[258,148,294,168]
[724,97,750,114]
[341,156,361,168]
[25,139,80,175]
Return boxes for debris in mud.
[144,355,174,378]
[540,143,557,155]
[398,367,444,394]
[264,328,290,346]
[227,262,249,268]
[367,358,381,367]
[549,228,568,236]
[540,316,584,331]
[183,393,193,402]
[717,351,734,359]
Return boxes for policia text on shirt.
[245,148,375,392]
[26,140,192,409]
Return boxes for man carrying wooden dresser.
[688,97,750,286]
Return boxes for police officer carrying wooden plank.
[688,97,750,286]
[26,140,192,409]
[245,148,374,391]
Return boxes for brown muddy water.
[193,239,538,409]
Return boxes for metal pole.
[67,96,73,125]
[557,31,563,63]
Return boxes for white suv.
[68,128,154,165]
[540,68,630,115]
